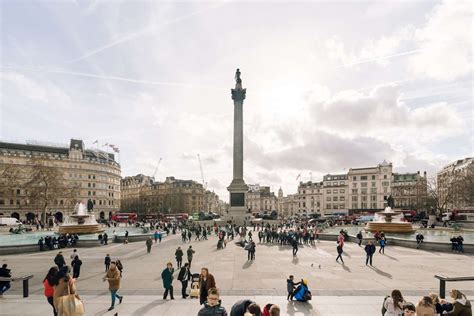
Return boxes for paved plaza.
[0,231,473,315]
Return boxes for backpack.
[381,295,390,315]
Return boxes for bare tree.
[25,158,78,222]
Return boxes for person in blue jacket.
[293,279,311,302]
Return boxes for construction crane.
[153,158,163,180]
[197,154,207,189]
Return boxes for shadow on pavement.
[131,299,167,316]
[242,261,253,269]
[369,266,392,279]
[286,300,318,316]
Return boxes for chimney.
[423,171,427,177]
[417,171,420,174]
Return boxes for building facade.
[120,176,223,217]
[347,161,393,212]
[392,172,427,210]
[246,184,278,213]
[322,174,348,215]
[297,181,324,214]
[437,157,474,211]
[0,139,121,222]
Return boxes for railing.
[434,274,474,298]
[0,274,34,298]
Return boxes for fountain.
[366,196,416,233]
[58,202,104,235]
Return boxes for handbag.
[56,280,85,316]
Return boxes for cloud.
[307,84,464,144]
[409,0,473,81]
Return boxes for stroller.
[189,273,200,298]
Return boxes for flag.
[92,140,98,144]
[103,143,109,147]
[113,147,119,153]
[296,173,301,180]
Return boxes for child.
[287,275,300,301]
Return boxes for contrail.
[0,65,195,87]
[336,49,423,68]
[68,2,228,63]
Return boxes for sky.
[0,0,472,201]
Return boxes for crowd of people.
[38,234,79,251]
[383,289,471,316]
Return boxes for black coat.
[0,267,11,286]
[177,267,191,281]
[54,254,66,266]
[365,244,376,255]
[230,299,254,316]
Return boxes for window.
[384,175,387,179]
[333,204,339,209]
[326,189,331,193]
[361,189,367,194]
[88,191,91,196]
[88,183,91,188]
[340,189,345,193]
[326,197,331,201]
[326,204,331,209]
[333,189,338,193]
[16,189,20,194]
[352,203,358,209]
[352,183,357,188]
[383,188,388,193]
[371,188,377,193]
[333,182,337,185]
[362,196,367,201]
[361,202,367,208]
[371,182,376,187]
[351,196,358,201]
[361,182,367,187]
[352,189,358,194]
[382,181,389,187]
[340,197,345,201]
[361,176,368,180]
[340,181,345,185]
[333,197,338,201]
[353,176,357,181]
[372,175,376,180]
[371,203,377,208]
[371,195,377,201]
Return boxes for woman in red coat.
[199,267,216,305]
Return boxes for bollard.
[439,279,446,299]
[23,279,29,298]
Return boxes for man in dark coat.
[230,299,258,316]
[54,251,66,269]
[177,263,191,298]
[161,262,175,299]
[175,247,184,268]
[104,254,111,272]
[365,241,376,266]
[0,264,12,296]
[187,246,195,268]
[71,255,82,279]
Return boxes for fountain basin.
[58,224,104,235]
[366,222,416,233]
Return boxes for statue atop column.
[235,68,242,90]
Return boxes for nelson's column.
[227,68,248,224]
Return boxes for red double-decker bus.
[112,212,138,223]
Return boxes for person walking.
[199,268,216,305]
[187,245,195,268]
[197,287,228,316]
[356,231,363,246]
[0,264,12,296]
[54,252,66,269]
[250,241,256,260]
[286,275,300,301]
[52,266,77,315]
[43,267,58,316]
[379,237,386,254]
[146,237,153,254]
[103,261,123,311]
[161,262,175,300]
[158,231,162,243]
[71,255,82,279]
[175,247,184,269]
[154,230,159,243]
[365,241,376,266]
[177,263,191,298]
[70,249,79,261]
[336,242,344,264]
[291,238,298,257]
[104,254,111,272]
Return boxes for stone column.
[227,69,248,225]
